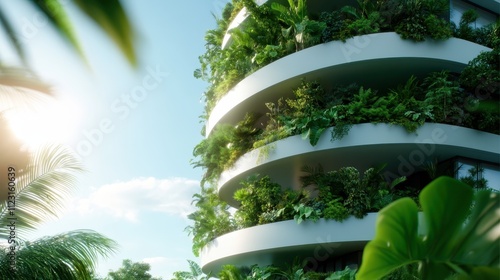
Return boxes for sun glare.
[4,97,80,150]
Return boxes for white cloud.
[76,177,199,222]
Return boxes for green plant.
[302,165,406,220]
[393,0,452,41]
[280,80,335,145]
[1,230,118,280]
[107,259,162,280]
[302,271,336,280]
[341,1,383,38]
[319,10,349,42]
[423,71,461,123]
[253,99,291,149]
[172,260,212,280]
[271,0,310,51]
[293,203,321,224]
[325,266,356,280]
[323,198,350,221]
[245,265,280,279]
[234,175,303,227]
[460,48,500,98]
[253,44,282,66]
[0,145,117,279]
[219,265,244,280]
[357,176,500,279]
[191,114,260,184]
[186,186,236,256]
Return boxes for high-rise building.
[193,0,499,276]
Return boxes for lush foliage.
[357,176,500,279]
[195,0,456,115]
[171,260,211,280]
[185,186,236,257]
[234,175,305,227]
[0,230,117,280]
[172,261,358,280]
[187,165,412,255]
[301,165,409,220]
[0,145,117,280]
[0,145,83,238]
[193,0,490,117]
[193,64,499,184]
[106,259,162,280]
[191,114,260,184]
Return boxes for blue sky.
[0,0,230,277]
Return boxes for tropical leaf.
[72,0,137,67]
[0,66,52,94]
[0,230,118,280]
[357,176,500,280]
[0,145,83,239]
[0,7,26,65]
[0,0,137,67]
[26,0,86,62]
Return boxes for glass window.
[450,0,498,28]
[455,159,500,190]
[482,163,500,191]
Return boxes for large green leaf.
[419,177,473,260]
[451,190,500,268]
[357,176,500,280]
[357,197,422,279]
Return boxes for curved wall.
[207,33,490,136]
[201,214,377,274]
[218,123,500,206]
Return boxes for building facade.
[193,0,499,276]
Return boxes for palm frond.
[73,0,138,67]
[188,259,203,277]
[0,0,137,67]
[0,230,118,280]
[26,0,86,63]
[0,145,84,239]
[0,4,26,66]
[0,66,52,94]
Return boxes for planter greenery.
[185,186,236,257]
[193,63,499,184]
[195,0,497,117]
[173,262,359,280]
[187,165,414,255]
[191,114,260,184]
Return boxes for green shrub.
[234,175,305,227]
[186,186,236,256]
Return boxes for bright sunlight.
[1,87,80,150]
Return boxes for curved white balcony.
[218,123,500,207]
[207,33,491,136]
[201,215,377,275]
